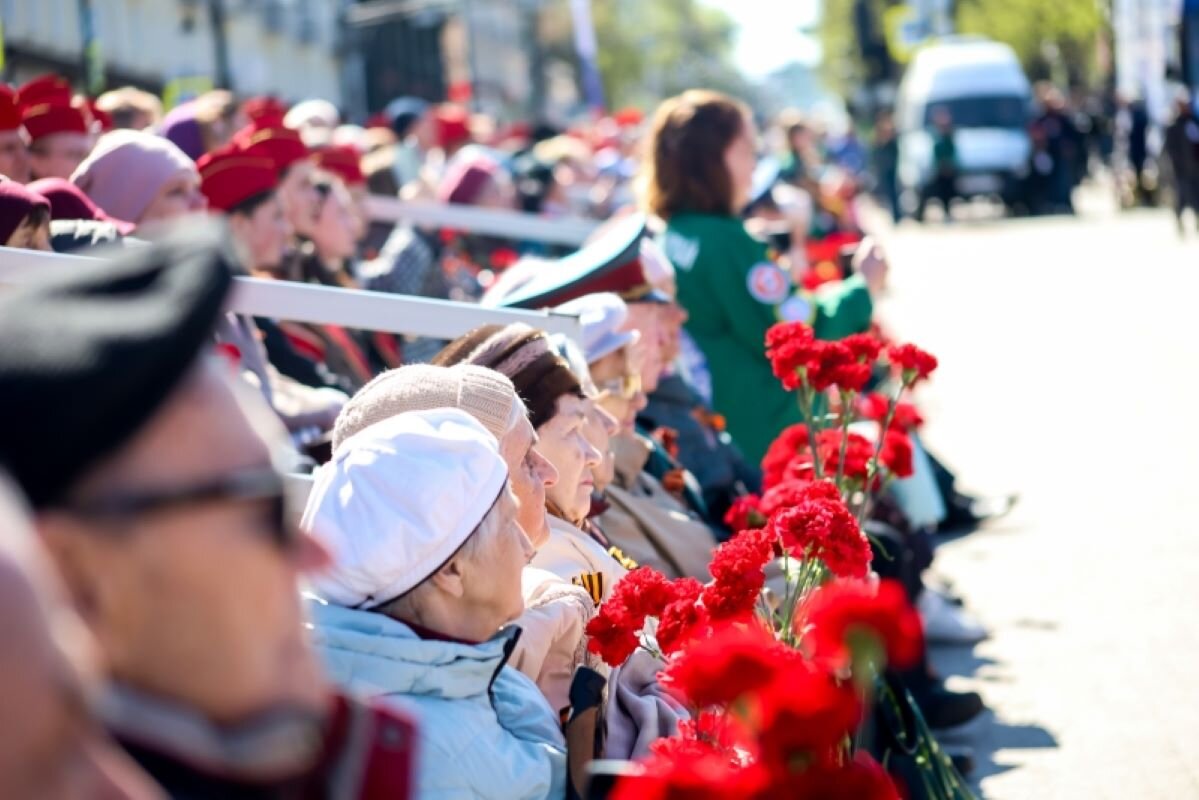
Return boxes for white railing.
[0,246,581,341]
[365,195,598,248]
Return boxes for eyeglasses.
[59,467,297,551]
[597,372,642,400]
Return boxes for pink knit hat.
[70,130,197,224]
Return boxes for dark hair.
[228,188,277,218]
[24,204,51,231]
[642,89,750,220]
[433,324,583,430]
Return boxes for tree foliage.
[542,0,753,111]
[956,0,1107,84]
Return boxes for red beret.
[21,102,90,142]
[84,98,114,133]
[16,75,73,111]
[241,96,287,128]
[198,147,279,212]
[0,87,21,132]
[236,125,309,174]
[312,144,365,186]
[434,106,471,150]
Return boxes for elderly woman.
[70,130,206,234]
[555,293,718,580]
[432,325,629,603]
[329,364,599,712]
[303,408,567,799]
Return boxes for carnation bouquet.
[585,322,974,799]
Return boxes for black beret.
[0,223,235,508]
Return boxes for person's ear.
[428,554,468,599]
[35,513,113,629]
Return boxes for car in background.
[895,37,1032,216]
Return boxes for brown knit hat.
[332,364,516,452]
[432,324,583,430]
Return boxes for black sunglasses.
[59,468,296,550]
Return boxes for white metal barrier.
[0,246,581,341]
[365,195,598,248]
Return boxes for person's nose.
[581,437,603,468]
[533,448,558,488]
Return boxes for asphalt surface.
[869,189,1199,798]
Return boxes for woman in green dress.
[642,90,875,462]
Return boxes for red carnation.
[760,479,840,517]
[724,493,766,533]
[660,623,796,708]
[859,393,925,431]
[887,343,938,384]
[585,597,641,666]
[703,527,777,622]
[799,579,924,672]
[649,710,750,765]
[611,752,769,800]
[761,424,811,490]
[754,663,864,761]
[771,752,901,800]
[880,430,914,479]
[765,322,820,391]
[657,578,710,656]
[586,567,679,666]
[841,332,883,363]
[767,495,871,579]
[806,340,853,392]
[829,361,873,392]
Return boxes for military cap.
[0,223,234,508]
[492,212,670,310]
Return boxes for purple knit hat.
[69,130,197,224]
[159,101,206,162]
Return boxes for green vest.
[664,212,872,463]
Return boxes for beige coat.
[509,566,600,716]
[596,435,718,581]
[530,515,630,606]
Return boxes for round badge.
[778,294,813,323]
[746,262,791,305]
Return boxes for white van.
[895,37,1032,213]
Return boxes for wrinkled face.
[534,394,602,523]
[498,410,558,548]
[457,489,534,633]
[39,362,329,726]
[724,116,758,211]
[0,536,163,800]
[623,304,667,393]
[29,133,93,181]
[589,346,647,435]
[659,302,688,363]
[0,130,32,183]
[138,170,207,227]
[277,161,320,238]
[310,181,358,261]
[5,216,52,251]
[230,193,292,272]
[581,398,619,492]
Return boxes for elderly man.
[0,476,160,799]
[302,409,570,799]
[331,363,597,714]
[0,226,416,798]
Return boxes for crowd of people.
[0,74,1018,798]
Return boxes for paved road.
[873,192,1199,799]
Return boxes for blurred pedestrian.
[872,110,902,223]
[919,106,958,221]
[1164,91,1199,233]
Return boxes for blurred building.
[2,0,347,105]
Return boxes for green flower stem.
[857,380,908,525]
[796,387,825,480]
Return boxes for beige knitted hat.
[332,364,517,452]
